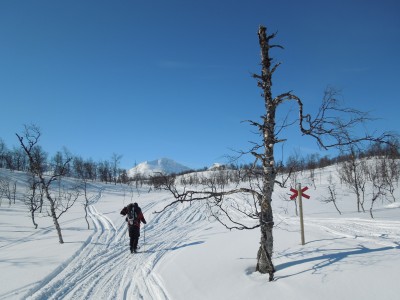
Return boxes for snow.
[0,164,400,300]
[127,158,191,177]
[208,163,224,170]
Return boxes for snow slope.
[0,165,399,300]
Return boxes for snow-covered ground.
[0,165,399,300]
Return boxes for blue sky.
[1,0,399,170]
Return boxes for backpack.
[127,204,139,226]
[127,205,141,225]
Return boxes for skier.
[120,202,147,253]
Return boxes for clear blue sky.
[1,0,399,170]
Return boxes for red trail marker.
[290,186,310,200]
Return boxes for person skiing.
[120,202,146,253]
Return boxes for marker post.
[290,183,310,246]
[297,183,305,246]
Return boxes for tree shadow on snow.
[275,243,400,280]
[167,241,205,251]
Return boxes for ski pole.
[143,224,146,253]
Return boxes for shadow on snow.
[275,243,400,279]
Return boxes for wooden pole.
[297,183,305,245]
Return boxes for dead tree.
[155,25,395,281]
[16,124,74,244]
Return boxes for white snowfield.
[0,165,399,300]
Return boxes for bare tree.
[118,169,129,184]
[23,173,42,229]
[98,160,112,183]
[16,124,74,244]
[0,142,29,171]
[52,183,80,221]
[0,177,8,206]
[74,156,91,229]
[306,153,319,189]
[338,148,367,212]
[0,138,6,168]
[84,159,97,181]
[367,160,387,219]
[154,26,395,281]
[111,153,122,185]
[0,176,17,206]
[379,155,399,202]
[321,173,341,214]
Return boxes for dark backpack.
[127,204,140,225]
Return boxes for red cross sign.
[290,186,310,200]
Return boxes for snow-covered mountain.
[127,158,191,177]
[208,163,225,170]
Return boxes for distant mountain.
[208,163,225,170]
[128,158,191,177]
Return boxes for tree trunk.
[256,156,277,280]
[256,186,275,281]
[83,182,90,229]
[84,204,90,230]
[254,25,277,281]
[45,188,64,244]
[30,207,38,229]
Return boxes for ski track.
[25,198,207,300]
[0,188,105,252]
[276,214,400,247]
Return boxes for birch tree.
[16,124,75,244]
[111,153,123,185]
[23,173,42,229]
[74,156,92,229]
[155,25,394,281]
[338,148,367,212]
